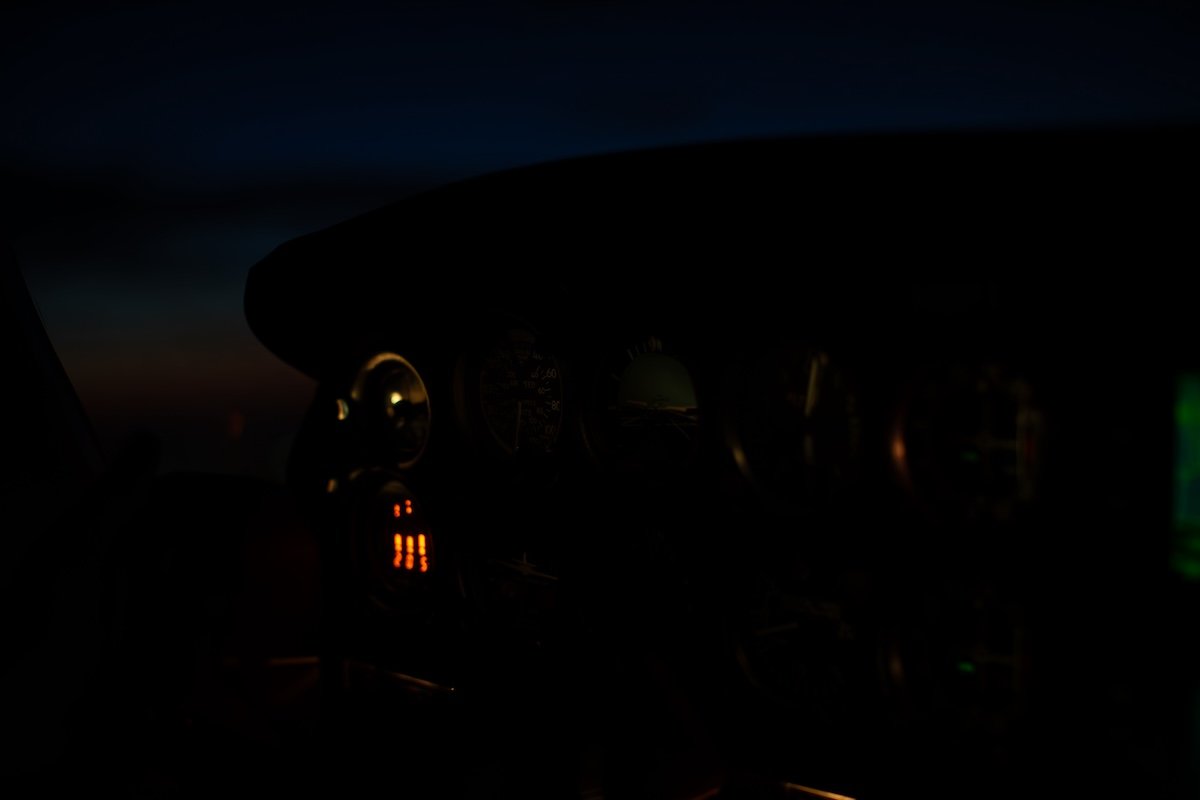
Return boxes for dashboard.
[246,131,1199,798]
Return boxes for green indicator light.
[1174,373,1200,580]
[957,661,976,675]
[1171,554,1200,580]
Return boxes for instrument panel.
[252,133,1198,798]
[320,319,1048,517]
[292,306,1065,796]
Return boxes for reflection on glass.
[352,353,432,467]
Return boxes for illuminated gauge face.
[352,353,431,467]
[593,336,700,469]
[478,329,563,455]
[895,365,1042,521]
[729,347,860,507]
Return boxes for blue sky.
[5,0,1198,478]
[8,2,1199,184]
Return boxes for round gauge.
[727,346,860,508]
[589,336,700,471]
[894,364,1043,522]
[478,329,564,456]
[351,353,432,467]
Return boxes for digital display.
[387,498,430,574]
[393,533,429,573]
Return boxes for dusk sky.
[5,0,1199,479]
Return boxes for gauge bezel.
[349,351,433,469]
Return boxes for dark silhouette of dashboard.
[11,130,1195,797]
[244,130,1199,797]
[244,130,1200,798]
